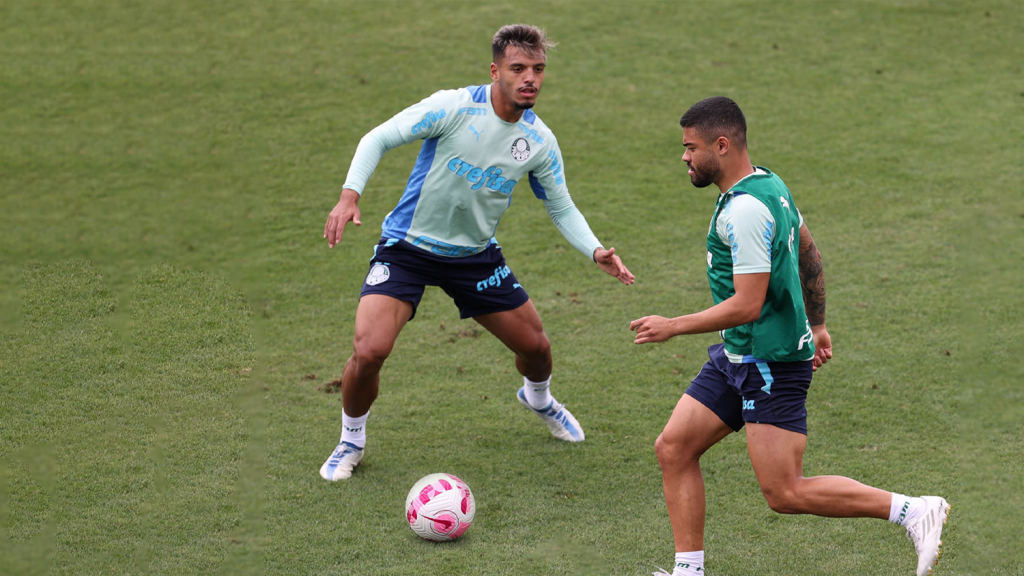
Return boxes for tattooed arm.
[798,223,833,370]
[798,223,826,326]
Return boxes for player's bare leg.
[342,294,414,417]
[474,299,551,381]
[744,423,890,517]
[474,300,583,441]
[321,294,413,481]
[655,395,733,555]
[744,423,949,575]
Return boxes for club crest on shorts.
[366,263,390,286]
[510,137,531,162]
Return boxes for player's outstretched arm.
[324,188,362,248]
[325,91,454,248]
[594,247,634,285]
[630,273,769,344]
[798,223,832,370]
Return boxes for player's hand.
[811,324,832,371]
[594,247,635,285]
[324,189,362,248]
[630,315,676,344]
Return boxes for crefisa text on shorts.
[476,265,512,291]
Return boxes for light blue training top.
[343,84,603,259]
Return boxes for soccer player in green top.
[630,97,949,576]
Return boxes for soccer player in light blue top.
[319,25,634,482]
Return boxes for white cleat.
[319,441,364,481]
[517,387,585,442]
[907,496,951,576]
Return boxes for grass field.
[2,1,1022,574]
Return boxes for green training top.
[706,167,815,363]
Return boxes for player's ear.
[490,62,499,81]
[716,136,730,156]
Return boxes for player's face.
[681,127,720,189]
[492,47,546,110]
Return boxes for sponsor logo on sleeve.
[726,223,739,265]
[546,150,564,185]
[763,221,774,259]
[411,109,447,135]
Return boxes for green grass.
[2,1,1022,574]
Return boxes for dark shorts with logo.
[685,343,814,435]
[359,238,530,320]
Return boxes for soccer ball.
[405,473,475,541]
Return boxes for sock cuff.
[675,550,704,573]
[524,375,551,387]
[888,492,924,526]
[342,410,368,428]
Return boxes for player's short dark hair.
[680,96,747,149]
[492,24,556,62]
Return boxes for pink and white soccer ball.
[405,473,475,541]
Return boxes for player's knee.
[760,486,801,514]
[351,338,392,371]
[520,333,551,365]
[655,433,696,468]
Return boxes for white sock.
[673,551,704,575]
[523,376,553,410]
[341,410,367,448]
[888,493,925,527]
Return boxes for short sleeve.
[715,194,775,274]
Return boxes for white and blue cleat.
[319,441,364,481]
[517,387,585,442]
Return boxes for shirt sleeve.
[342,90,459,194]
[526,135,569,201]
[529,136,603,260]
[543,195,603,260]
[716,194,775,274]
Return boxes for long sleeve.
[341,120,406,195]
[342,89,459,195]
[543,194,603,261]
[526,133,602,260]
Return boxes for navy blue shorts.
[359,238,530,320]
[685,343,813,435]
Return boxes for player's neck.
[715,158,755,194]
[489,83,525,123]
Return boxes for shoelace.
[331,445,360,460]
[905,514,931,552]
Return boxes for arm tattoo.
[798,227,826,326]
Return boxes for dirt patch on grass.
[318,378,343,394]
